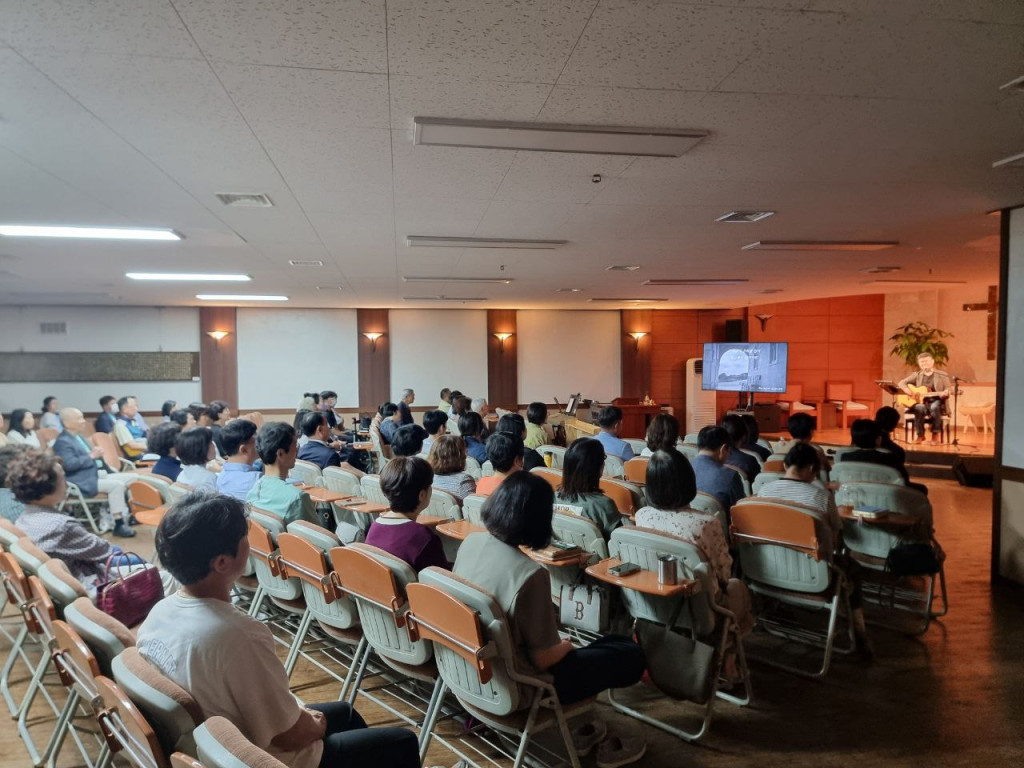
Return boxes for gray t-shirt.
[453,532,561,674]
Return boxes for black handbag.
[885,539,942,576]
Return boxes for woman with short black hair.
[175,427,217,491]
[6,409,41,448]
[556,438,621,539]
[148,422,183,482]
[458,411,487,464]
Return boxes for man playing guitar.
[898,352,951,444]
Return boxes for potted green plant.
[888,321,953,367]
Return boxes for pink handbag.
[96,553,163,628]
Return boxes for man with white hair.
[51,407,136,537]
[397,388,415,426]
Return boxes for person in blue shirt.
[691,425,746,515]
[39,396,64,433]
[594,406,634,461]
[148,422,183,482]
[459,411,488,464]
[379,402,401,444]
[94,395,117,434]
[720,414,761,482]
[216,418,261,501]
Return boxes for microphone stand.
[949,375,978,450]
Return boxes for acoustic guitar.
[896,384,947,409]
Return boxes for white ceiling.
[0,0,1022,309]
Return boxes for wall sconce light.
[628,331,647,350]
[206,330,230,342]
[493,332,513,352]
[363,331,384,351]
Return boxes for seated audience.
[594,406,634,461]
[378,402,401,444]
[294,408,313,444]
[167,408,196,429]
[138,493,420,768]
[476,432,523,496]
[40,396,63,432]
[7,409,41,448]
[692,426,746,514]
[555,438,622,539]
[643,413,680,456]
[0,445,28,523]
[52,407,136,538]
[298,412,344,469]
[471,396,489,419]
[161,399,177,423]
[438,387,452,412]
[148,422,183,482]
[740,413,772,462]
[421,409,448,454]
[297,392,320,413]
[635,449,754,677]
[721,413,761,482]
[875,406,907,467]
[319,390,345,436]
[454,472,647,727]
[757,443,873,660]
[129,395,151,436]
[390,424,428,458]
[175,427,218,491]
[365,457,450,572]
[459,411,488,464]
[524,402,550,450]
[208,400,231,455]
[95,395,117,434]
[841,418,926,494]
[9,450,175,596]
[246,422,319,526]
[113,396,147,459]
[188,402,214,428]
[446,390,464,416]
[428,434,476,501]
[497,413,545,470]
[781,412,830,473]
[396,389,415,425]
[216,419,260,500]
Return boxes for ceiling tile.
[391,132,516,199]
[492,153,634,204]
[394,196,493,237]
[389,75,553,126]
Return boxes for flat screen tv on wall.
[701,342,789,393]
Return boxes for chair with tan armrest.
[599,477,643,520]
[0,517,27,549]
[59,480,108,534]
[826,381,872,430]
[36,427,59,449]
[603,526,750,741]
[193,717,287,768]
[10,535,51,575]
[44,619,106,768]
[15,574,65,765]
[409,567,592,768]
[731,498,854,679]
[93,675,170,768]
[276,523,362,687]
[127,480,169,529]
[92,431,137,472]
[535,445,565,469]
[0,552,36,716]
[171,753,206,768]
[530,467,563,492]
[624,456,649,485]
[689,492,728,537]
[724,464,752,497]
[113,647,205,757]
[64,595,136,677]
[776,383,819,423]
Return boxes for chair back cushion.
[195,718,288,768]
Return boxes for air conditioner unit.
[686,358,716,435]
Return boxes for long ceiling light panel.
[127,272,250,281]
[196,294,288,301]
[402,276,513,284]
[742,240,898,252]
[642,278,748,286]
[403,296,488,302]
[414,118,708,157]
[407,236,567,249]
[0,225,181,241]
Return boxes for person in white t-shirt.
[136,492,420,768]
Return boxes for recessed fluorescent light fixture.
[606,265,641,272]
[403,296,488,302]
[716,211,775,223]
[288,259,324,267]
[402,276,513,284]
[196,294,288,301]
[414,117,707,158]
[126,272,251,282]
[588,297,669,303]
[992,151,1024,169]
[556,288,583,293]
[406,235,567,249]
[642,278,748,286]
[864,279,966,286]
[742,240,898,252]
[0,225,181,241]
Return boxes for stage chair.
[194,717,287,768]
[112,647,205,758]
[601,527,750,741]
[902,410,951,443]
[776,383,818,423]
[410,568,592,768]
[731,498,854,679]
[831,460,905,486]
[826,382,872,430]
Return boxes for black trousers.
[548,634,646,706]
[308,702,419,768]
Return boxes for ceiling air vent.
[715,211,775,223]
[216,193,274,207]
[288,259,324,267]
[605,265,640,272]
[40,322,67,335]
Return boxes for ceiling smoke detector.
[216,193,274,207]
[288,259,324,267]
[715,211,775,223]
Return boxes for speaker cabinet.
[953,457,994,488]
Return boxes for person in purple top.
[364,456,450,572]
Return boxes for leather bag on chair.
[97,553,163,628]
[634,599,716,704]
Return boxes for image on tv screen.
[702,342,788,393]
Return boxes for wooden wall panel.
[620,309,653,399]
[487,310,518,409]
[199,307,237,410]
[357,309,390,414]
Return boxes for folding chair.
[731,498,854,678]
[244,513,307,662]
[624,457,649,485]
[831,460,905,486]
[92,676,169,768]
[92,432,137,472]
[64,596,136,676]
[530,467,563,492]
[411,567,593,768]
[60,481,108,534]
[604,527,750,741]
[112,648,205,757]
[288,458,323,487]
[835,482,947,634]
[0,551,38,716]
[463,494,487,526]
[43,620,106,768]
[535,445,565,469]
[193,717,287,768]
[598,477,643,519]
[602,454,626,479]
[752,471,786,496]
[465,456,483,480]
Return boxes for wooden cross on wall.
[962,285,998,361]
